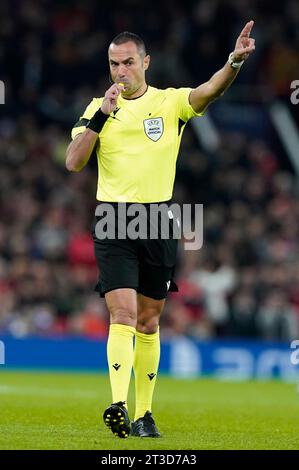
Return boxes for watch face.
[229,53,243,68]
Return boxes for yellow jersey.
[71,86,204,203]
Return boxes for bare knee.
[109,306,136,327]
[105,289,137,328]
[137,308,161,334]
[137,295,165,334]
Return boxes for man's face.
[108,41,150,97]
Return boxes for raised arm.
[66,83,123,172]
[189,20,255,114]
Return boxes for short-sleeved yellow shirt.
[71,86,204,203]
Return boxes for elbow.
[65,154,80,172]
[66,163,81,172]
[65,157,75,172]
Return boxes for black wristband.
[86,108,109,134]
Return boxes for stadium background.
[0,0,299,379]
[1,0,299,452]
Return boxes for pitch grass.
[0,370,298,450]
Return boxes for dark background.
[0,0,299,341]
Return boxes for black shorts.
[92,202,179,300]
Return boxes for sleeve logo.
[143,117,164,141]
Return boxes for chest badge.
[143,117,164,142]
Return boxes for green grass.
[0,370,298,450]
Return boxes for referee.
[66,24,255,438]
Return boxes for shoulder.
[147,86,191,101]
[166,87,194,96]
[148,86,178,96]
[80,97,104,118]
[87,97,104,110]
[154,86,194,100]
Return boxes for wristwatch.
[228,52,244,69]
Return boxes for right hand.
[101,83,123,115]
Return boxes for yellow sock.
[133,329,160,421]
[107,324,136,406]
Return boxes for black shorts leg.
[93,237,139,297]
[138,263,178,300]
[137,235,178,300]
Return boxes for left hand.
[233,20,255,62]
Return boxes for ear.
[143,54,150,71]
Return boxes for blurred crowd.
[1,0,299,341]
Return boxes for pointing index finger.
[239,20,254,38]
